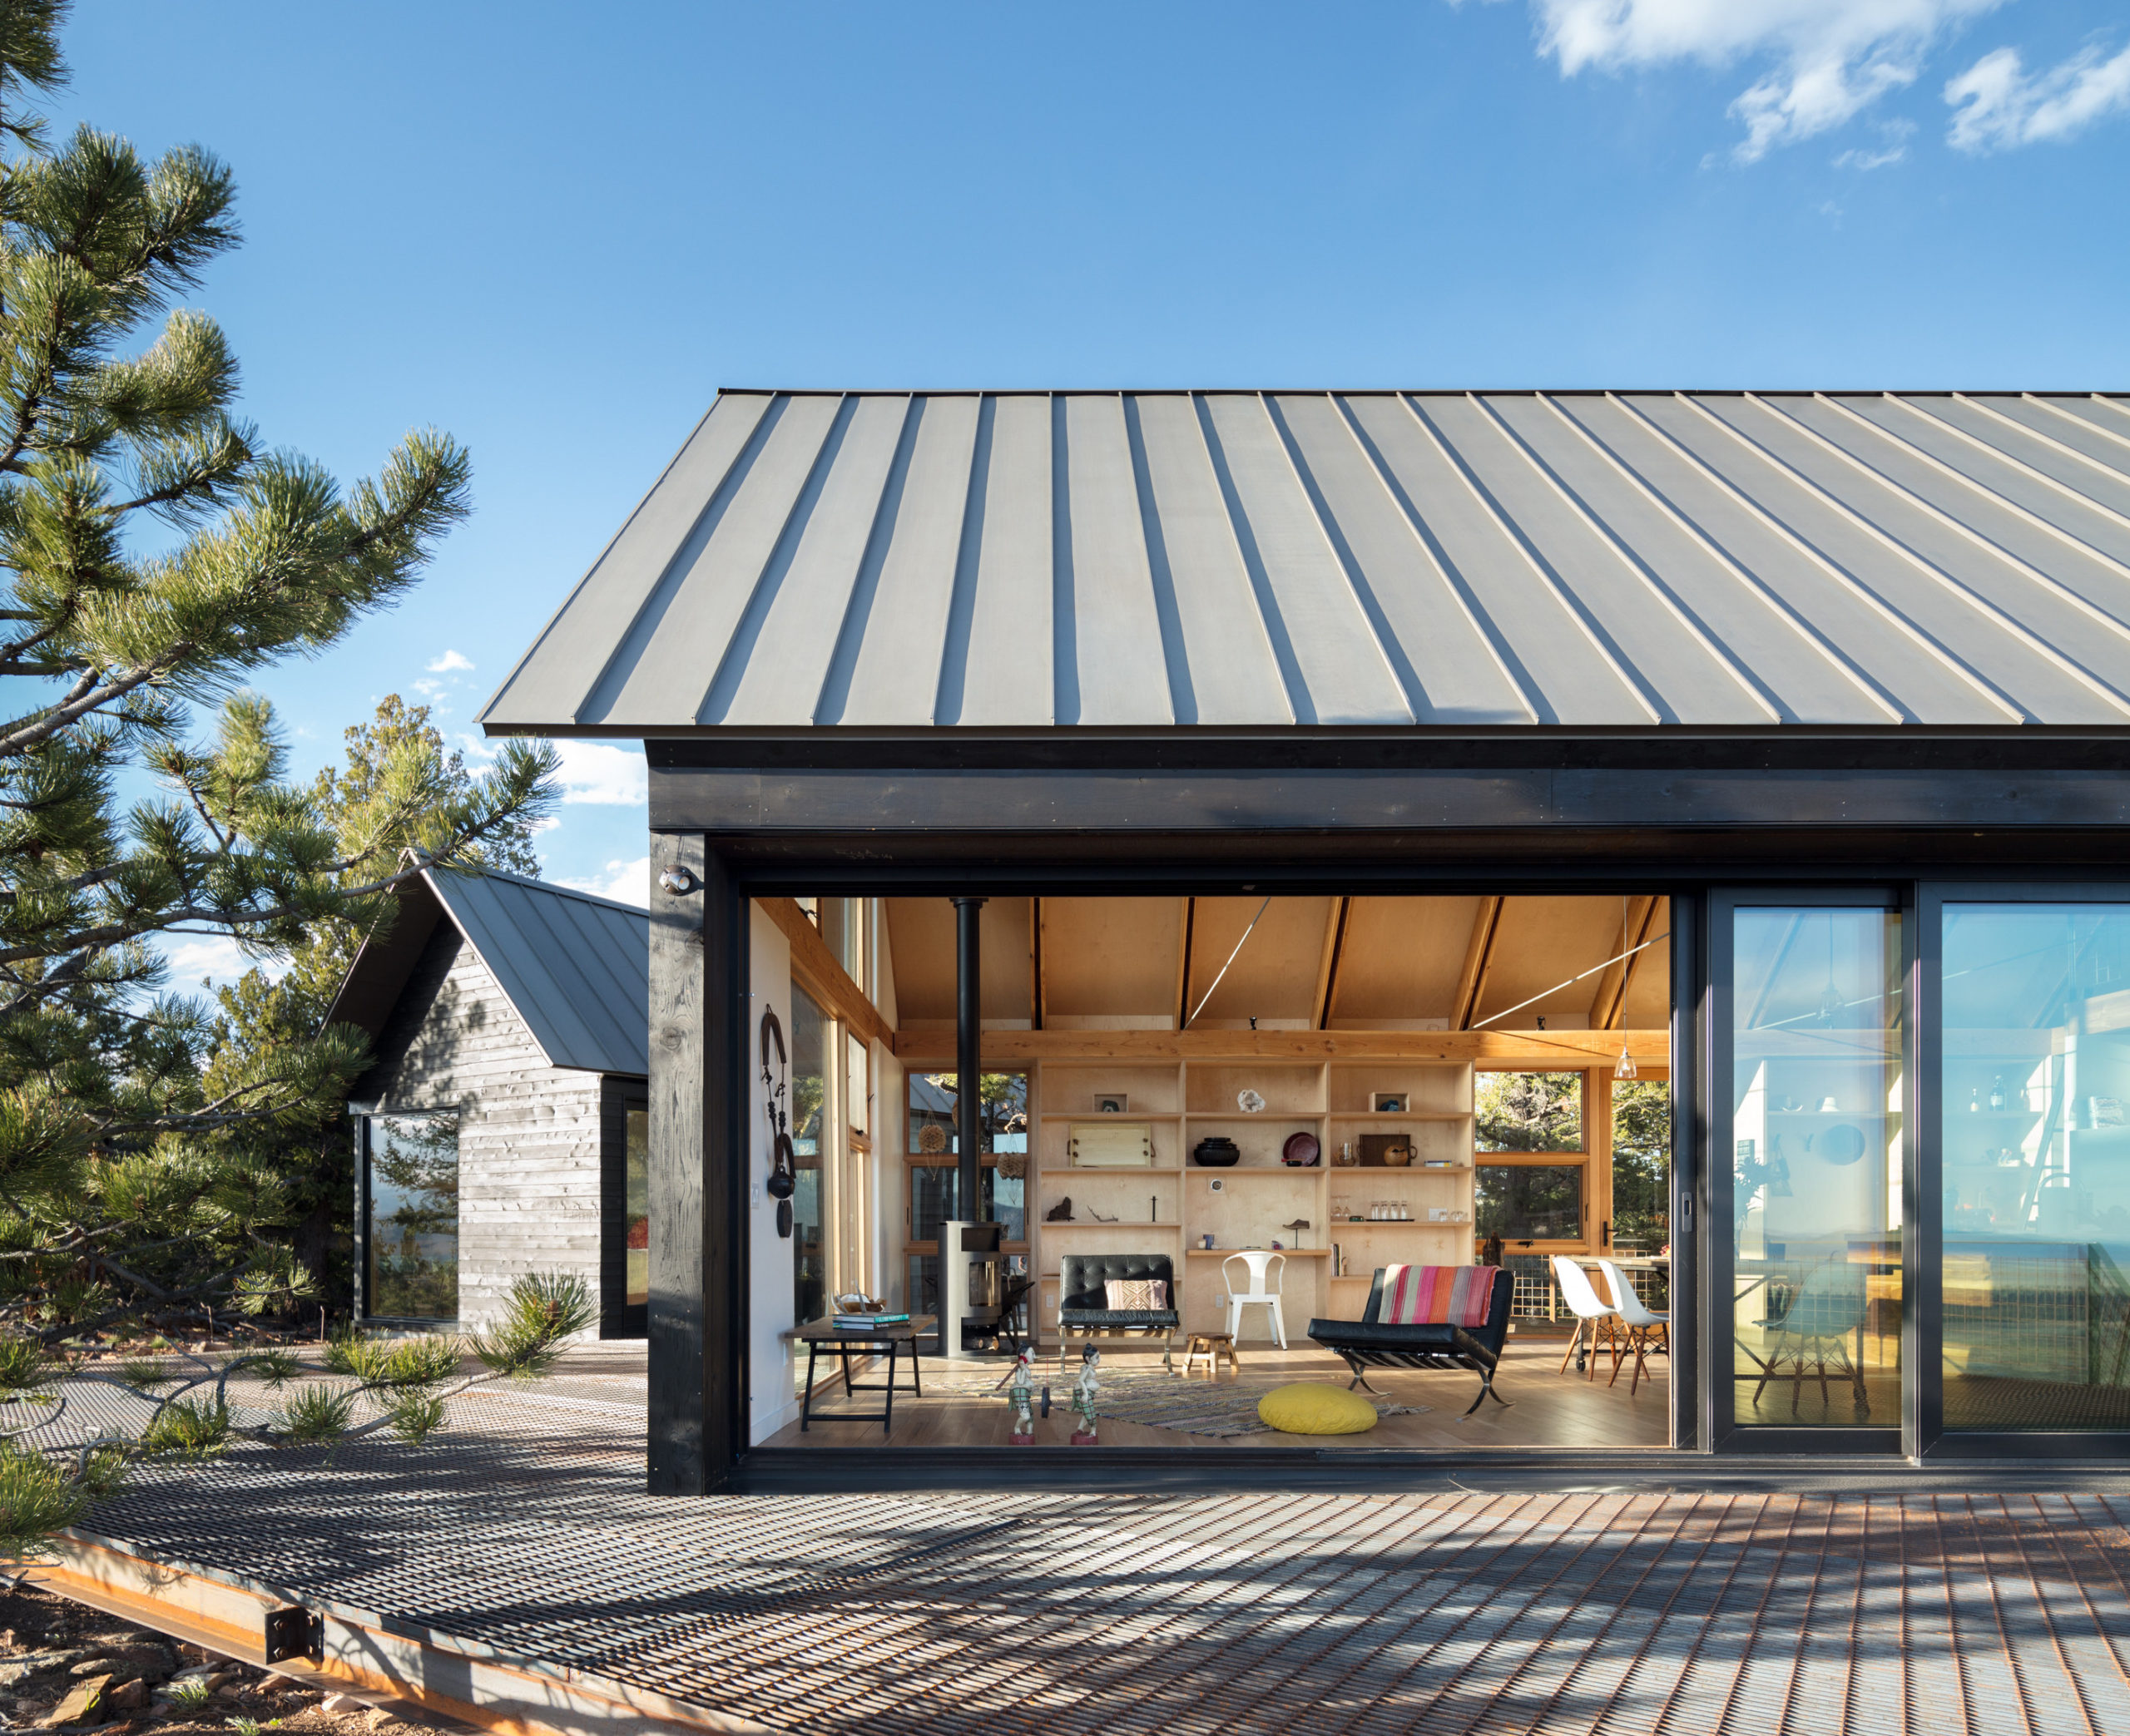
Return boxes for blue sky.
[58,0,2130,988]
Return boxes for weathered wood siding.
[361,921,640,1333]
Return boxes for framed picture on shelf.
[1093,1094,1128,1114]
[1373,1092,1407,1113]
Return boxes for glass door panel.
[1731,908,1903,1427]
[1941,903,2130,1432]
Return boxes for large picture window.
[365,1110,459,1321]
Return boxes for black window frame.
[602,1076,651,1339]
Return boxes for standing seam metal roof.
[479,390,2130,733]
[423,866,648,1076]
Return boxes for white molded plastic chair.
[1550,1254,1622,1382]
[1598,1258,1668,1396]
[1221,1251,1287,1349]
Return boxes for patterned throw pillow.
[1104,1278,1168,1310]
[1382,1264,1495,1327]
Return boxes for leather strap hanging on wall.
[760,1009,797,1239]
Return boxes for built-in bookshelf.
[1031,1056,1478,1343]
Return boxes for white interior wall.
[746,902,800,1446]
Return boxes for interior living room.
[763,892,1693,1452]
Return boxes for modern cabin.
[480,388,2130,1486]
[328,861,651,1337]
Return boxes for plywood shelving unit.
[1032,1053,1477,1344]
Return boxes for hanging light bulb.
[1612,899,1637,1080]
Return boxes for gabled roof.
[327,863,648,1077]
[479,389,2130,735]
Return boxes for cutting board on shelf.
[1067,1121,1155,1168]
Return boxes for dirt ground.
[0,1581,472,1734]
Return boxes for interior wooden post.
[646,833,744,1494]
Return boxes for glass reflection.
[1732,909,1902,1427]
[1942,905,2130,1432]
[367,1111,458,1320]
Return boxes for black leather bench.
[1306,1265,1514,1417]
[1057,1252,1181,1374]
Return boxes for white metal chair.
[1221,1251,1288,1349]
[1550,1254,1622,1382]
[1598,1258,1668,1396]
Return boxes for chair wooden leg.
[1559,1320,1583,1375]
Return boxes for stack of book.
[832,1311,909,1330]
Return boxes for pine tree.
[0,4,582,1501]
[201,697,547,1311]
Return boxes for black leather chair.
[1058,1253,1181,1374]
[1307,1266,1514,1417]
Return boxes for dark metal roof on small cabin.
[329,865,648,1077]
[478,390,2130,734]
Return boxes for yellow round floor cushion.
[1256,1382,1379,1436]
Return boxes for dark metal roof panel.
[423,868,648,1076]
[479,390,2130,734]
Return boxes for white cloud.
[552,739,648,806]
[427,650,475,675]
[1513,0,2007,160]
[156,935,290,1005]
[1945,38,2130,151]
[1834,118,1915,166]
[560,857,651,908]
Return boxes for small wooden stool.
[1181,1332,1240,1380]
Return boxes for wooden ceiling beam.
[1174,896,1196,1031]
[1591,894,1659,1031]
[1452,896,1504,1030]
[1314,897,1350,1031]
[1032,896,1045,1031]
[757,897,894,1049]
[894,1026,1672,1065]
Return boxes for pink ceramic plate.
[1281,1130,1320,1166]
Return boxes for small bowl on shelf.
[1193,1136,1241,1168]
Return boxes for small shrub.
[240,1350,300,1388]
[166,1679,214,1712]
[0,1443,87,1555]
[321,1328,388,1382]
[0,1337,52,1394]
[141,1396,231,1461]
[75,1447,129,1499]
[275,1384,354,1446]
[111,1358,177,1391]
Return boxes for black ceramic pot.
[1193,1136,1241,1168]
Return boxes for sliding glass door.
[1712,893,1906,1450]
[1929,893,2130,1447]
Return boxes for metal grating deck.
[50,1369,2130,1735]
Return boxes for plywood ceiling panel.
[1186,896,1333,1026]
[1469,897,1624,1029]
[884,898,1035,1026]
[1330,897,1482,1023]
[1040,898,1184,1022]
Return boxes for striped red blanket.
[1381,1264,1497,1327]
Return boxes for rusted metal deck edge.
[30,1531,770,1736]
[734,1444,2130,1494]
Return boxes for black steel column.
[954,897,986,1219]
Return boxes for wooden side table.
[1182,1331,1240,1380]
[791,1314,935,1432]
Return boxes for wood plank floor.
[767,1330,1671,1450]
